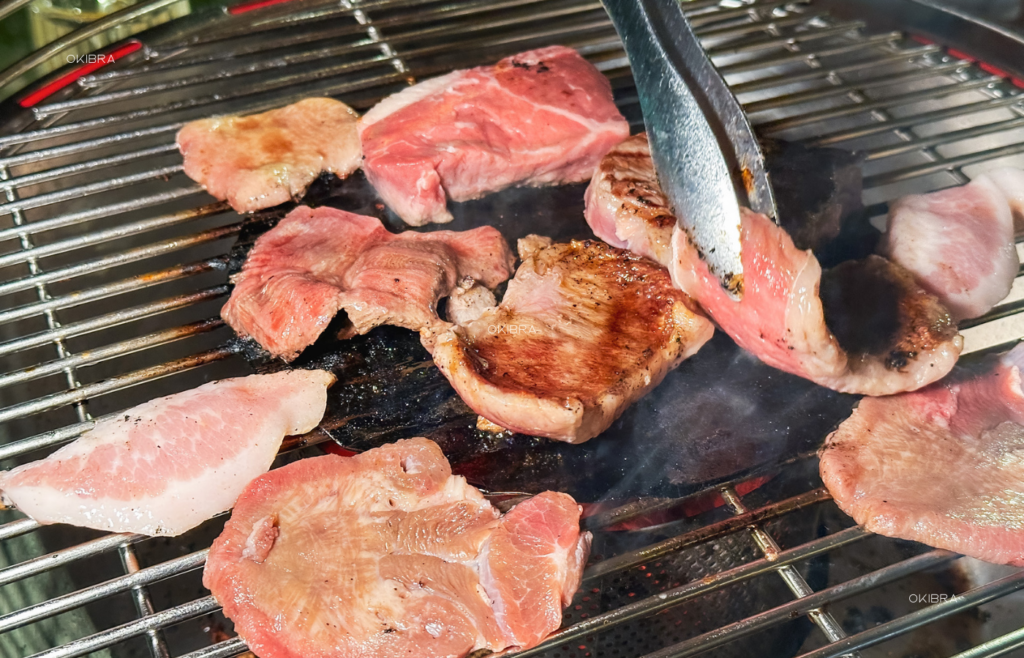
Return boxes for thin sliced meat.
[670,209,962,395]
[0,370,333,536]
[820,343,1024,566]
[584,133,866,266]
[584,133,674,266]
[360,46,629,225]
[177,98,361,212]
[881,167,1023,319]
[221,206,515,360]
[203,438,589,658]
[432,236,714,443]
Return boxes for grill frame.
[2,1,1024,657]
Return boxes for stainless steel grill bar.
[0,257,227,326]
[0,223,239,299]
[864,141,1024,188]
[728,45,942,94]
[1,418,97,461]
[0,548,207,632]
[640,549,958,658]
[0,518,40,542]
[584,487,832,581]
[0,145,178,192]
[949,627,1024,658]
[178,638,247,658]
[0,165,184,217]
[0,285,228,357]
[27,596,221,658]
[0,204,224,269]
[705,21,868,58]
[119,542,171,658]
[806,94,1024,146]
[0,532,141,588]
[720,487,850,647]
[0,125,182,168]
[756,76,1002,134]
[508,526,872,657]
[716,32,905,76]
[0,346,234,424]
[864,115,1024,161]
[742,61,969,114]
[796,570,1024,658]
[0,190,203,243]
[0,318,223,389]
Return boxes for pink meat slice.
[203,438,589,658]
[0,370,333,536]
[221,206,515,360]
[820,343,1024,566]
[584,132,674,267]
[670,208,962,395]
[881,167,1023,319]
[360,46,630,226]
[177,98,362,213]
[433,236,713,443]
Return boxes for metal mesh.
[2,0,1024,657]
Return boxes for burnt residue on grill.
[227,167,859,502]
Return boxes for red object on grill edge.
[18,40,143,108]
[910,34,1024,88]
[229,0,300,15]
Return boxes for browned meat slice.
[221,206,515,360]
[177,98,361,212]
[432,236,714,443]
[203,438,590,658]
[584,133,674,266]
[820,343,1024,566]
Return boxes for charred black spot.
[820,259,902,356]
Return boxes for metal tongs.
[602,0,777,297]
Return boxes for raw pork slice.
[432,236,714,443]
[177,98,361,212]
[671,209,962,395]
[203,438,589,658]
[820,343,1024,566]
[360,46,630,225]
[222,206,515,360]
[881,167,1023,319]
[0,370,333,536]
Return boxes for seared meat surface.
[881,167,1023,320]
[671,208,961,395]
[203,438,589,658]
[360,46,629,226]
[820,344,1024,566]
[433,236,713,443]
[0,371,332,536]
[221,206,515,360]
[177,98,361,212]
[584,133,674,266]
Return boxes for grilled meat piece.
[584,133,674,266]
[203,438,589,657]
[0,370,333,536]
[583,133,866,267]
[221,206,515,360]
[177,98,361,212]
[820,343,1024,566]
[432,236,714,443]
[671,208,962,395]
[360,46,629,226]
[881,167,1023,320]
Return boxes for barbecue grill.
[2,0,1024,657]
